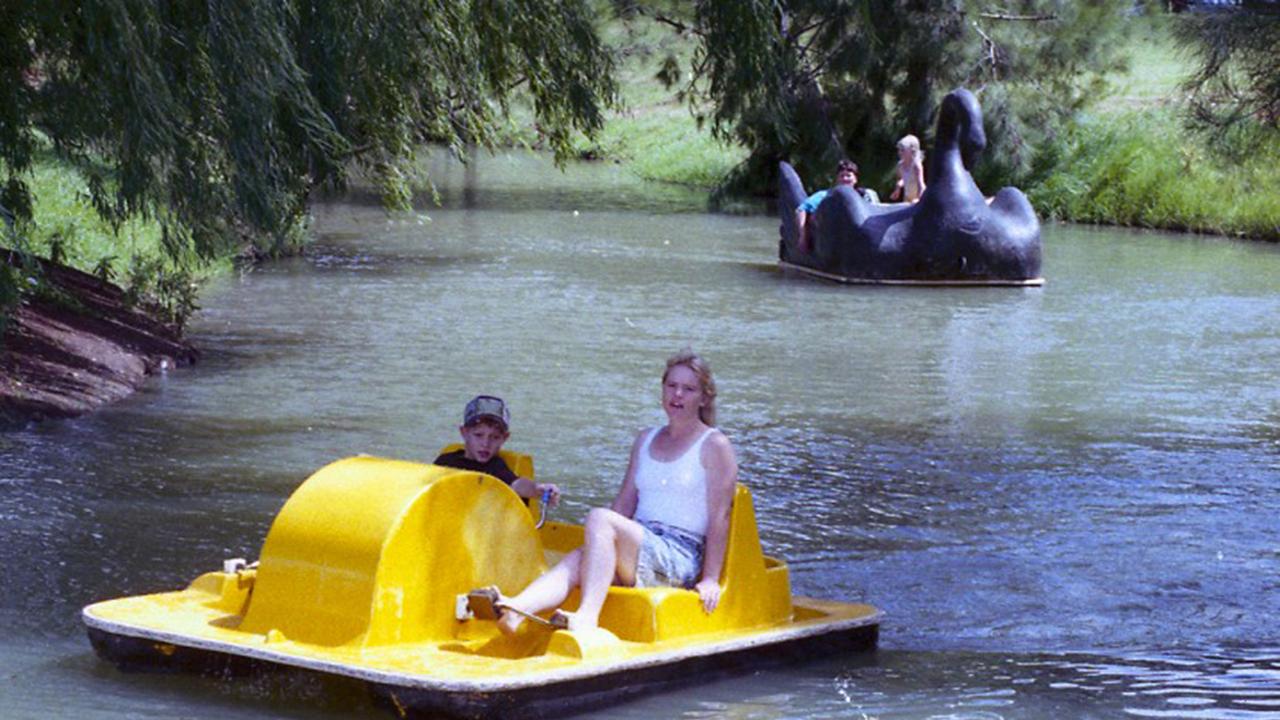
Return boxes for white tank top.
[632,427,713,536]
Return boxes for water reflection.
[419,149,715,213]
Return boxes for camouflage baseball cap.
[463,395,509,430]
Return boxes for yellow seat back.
[435,443,546,517]
[597,484,793,641]
[237,456,545,647]
[434,443,534,480]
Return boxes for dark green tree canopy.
[629,0,1129,195]
[0,0,618,259]
[1175,2,1280,130]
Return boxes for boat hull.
[779,260,1044,287]
[82,456,883,718]
[86,604,879,719]
[371,619,878,719]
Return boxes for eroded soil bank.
[1,255,197,426]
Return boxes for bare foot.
[552,610,597,633]
[496,606,524,636]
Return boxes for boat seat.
[595,484,792,643]
[435,443,545,514]
[434,443,534,480]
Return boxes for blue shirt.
[799,190,829,213]
[798,186,879,213]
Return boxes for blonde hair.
[663,349,718,427]
[897,134,924,163]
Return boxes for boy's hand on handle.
[535,483,561,507]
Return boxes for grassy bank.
[583,13,1279,242]
[401,15,743,201]
[1027,110,1280,241]
[571,17,747,190]
[5,154,219,329]
[1022,16,1280,242]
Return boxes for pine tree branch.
[970,22,1001,81]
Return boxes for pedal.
[455,594,475,621]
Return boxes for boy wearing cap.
[434,395,560,505]
[795,158,880,253]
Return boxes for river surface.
[2,152,1279,719]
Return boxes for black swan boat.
[779,89,1044,286]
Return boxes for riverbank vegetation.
[583,1,1131,200]
[3,153,209,331]
[1025,14,1280,242]
[4,2,1277,338]
[1028,109,1280,241]
[1,0,619,331]
[590,4,1278,241]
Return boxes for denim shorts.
[634,520,705,589]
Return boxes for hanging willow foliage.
[0,0,618,265]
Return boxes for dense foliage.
[624,0,1130,195]
[0,0,618,324]
[1027,109,1280,241]
[1174,2,1280,130]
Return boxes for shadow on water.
[2,644,383,720]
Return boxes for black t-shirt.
[433,449,519,487]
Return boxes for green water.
[2,151,1278,718]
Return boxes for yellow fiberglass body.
[83,452,881,719]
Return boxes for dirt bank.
[1,256,198,426]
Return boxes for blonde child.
[889,134,926,203]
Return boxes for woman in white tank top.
[494,350,739,635]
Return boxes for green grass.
[572,13,747,189]
[1022,15,1280,242]
[1104,15,1195,110]
[16,156,166,277]
[441,12,745,193]
[5,153,225,328]
[1027,109,1280,241]
[588,108,743,188]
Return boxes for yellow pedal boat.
[83,451,881,718]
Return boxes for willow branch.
[979,12,1057,21]
[647,10,701,36]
